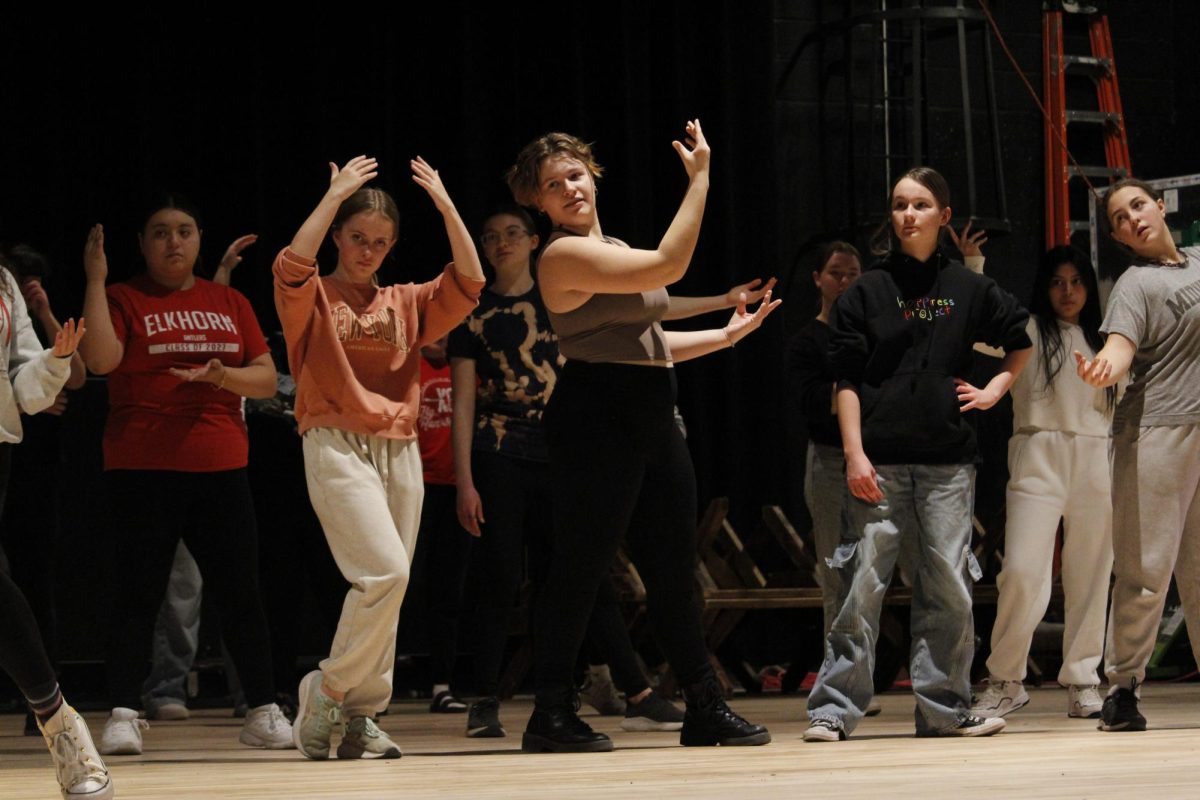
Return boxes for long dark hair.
[1030,245,1114,409]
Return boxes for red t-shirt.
[417,357,454,485]
[104,275,270,472]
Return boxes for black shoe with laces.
[521,702,613,753]
[466,697,506,738]
[1099,688,1146,732]
[679,677,771,747]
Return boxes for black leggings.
[105,468,276,709]
[534,362,709,707]
[470,450,649,698]
[413,482,473,686]
[0,443,58,702]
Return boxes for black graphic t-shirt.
[447,286,564,462]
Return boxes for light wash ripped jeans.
[807,463,981,736]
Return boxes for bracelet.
[723,328,735,348]
[213,372,227,392]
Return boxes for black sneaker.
[1099,688,1146,732]
[466,697,506,738]
[916,714,1005,738]
[430,690,468,714]
[620,691,685,732]
[521,706,613,753]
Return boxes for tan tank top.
[541,230,671,364]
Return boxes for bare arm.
[212,234,258,287]
[1075,332,1136,388]
[167,352,277,399]
[21,280,86,389]
[664,290,780,363]
[954,346,1032,411]
[540,120,711,303]
[411,158,484,284]
[663,277,777,320]
[78,224,124,375]
[450,357,483,537]
[290,156,379,259]
[837,385,883,503]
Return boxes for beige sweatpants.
[302,427,424,717]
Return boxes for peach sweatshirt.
[273,247,483,439]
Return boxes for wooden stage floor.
[4,685,1200,799]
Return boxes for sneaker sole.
[520,732,614,753]
[98,739,142,756]
[919,719,1006,738]
[620,717,684,732]
[294,671,331,760]
[1068,709,1103,719]
[336,741,402,759]
[1098,719,1147,732]
[680,729,772,746]
[466,725,507,738]
[972,694,1029,719]
[239,730,296,750]
[803,728,846,743]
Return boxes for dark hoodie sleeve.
[786,326,837,424]
[976,277,1032,352]
[828,282,871,387]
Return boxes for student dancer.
[972,246,1115,720]
[0,262,106,798]
[81,196,293,755]
[275,155,484,759]
[506,121,776,753]
[1076,178,1200,732]
[804,167,1031,741]
[451,205,755,737]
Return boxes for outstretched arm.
[21,278,86,389]
[1075,333,1136,388]
[78,224,124,375]
[664,277,777,320]
[663,290,781,363]
[411,157,484,284]
[540,119,711,300]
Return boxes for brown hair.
[481,203,537,234]
[332,187,400,236]
[870,166,952,255]
[1103,177,1162,227]
[818,240,862,272]
[506,133,604,208]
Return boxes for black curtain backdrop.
[0,7,781,548]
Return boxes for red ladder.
[1043,3,1132,249]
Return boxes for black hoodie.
[828,248,1031,465]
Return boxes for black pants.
[0,442,58,702]
[105,468,276,709]
[534,362,709,708]
[412,482,473,686]
[470,449,649,698]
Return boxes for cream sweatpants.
[987,430,1113,686]
[302,427,424,718]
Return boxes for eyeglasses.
[479,226,531,248]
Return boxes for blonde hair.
[506,132,603,208]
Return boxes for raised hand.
[20,277,50,319]
[1074,349,1112,387]
[671,119,711,182]
[724,277,777,307]
[328,155,379,200]
[84,224,108,283]
[723,289,782,346]
[218,234,259,274]
[168,357,226,388]
[410,156,455,213]
[948,221,987,259]
[52,318,85,357]
[954,377,999,412]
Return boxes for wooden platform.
[5,686,1200,799]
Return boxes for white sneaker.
[970,679,1029,719]
[98,707,148,756]
[1068,684,1104,719]
[149,701,189,721]
[39,704,114,799]
[239,703,296,749]
[803,718,846,742]
[294,671,342,760]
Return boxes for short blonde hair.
[506,132,604,208]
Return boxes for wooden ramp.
[4,686,1200,799]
